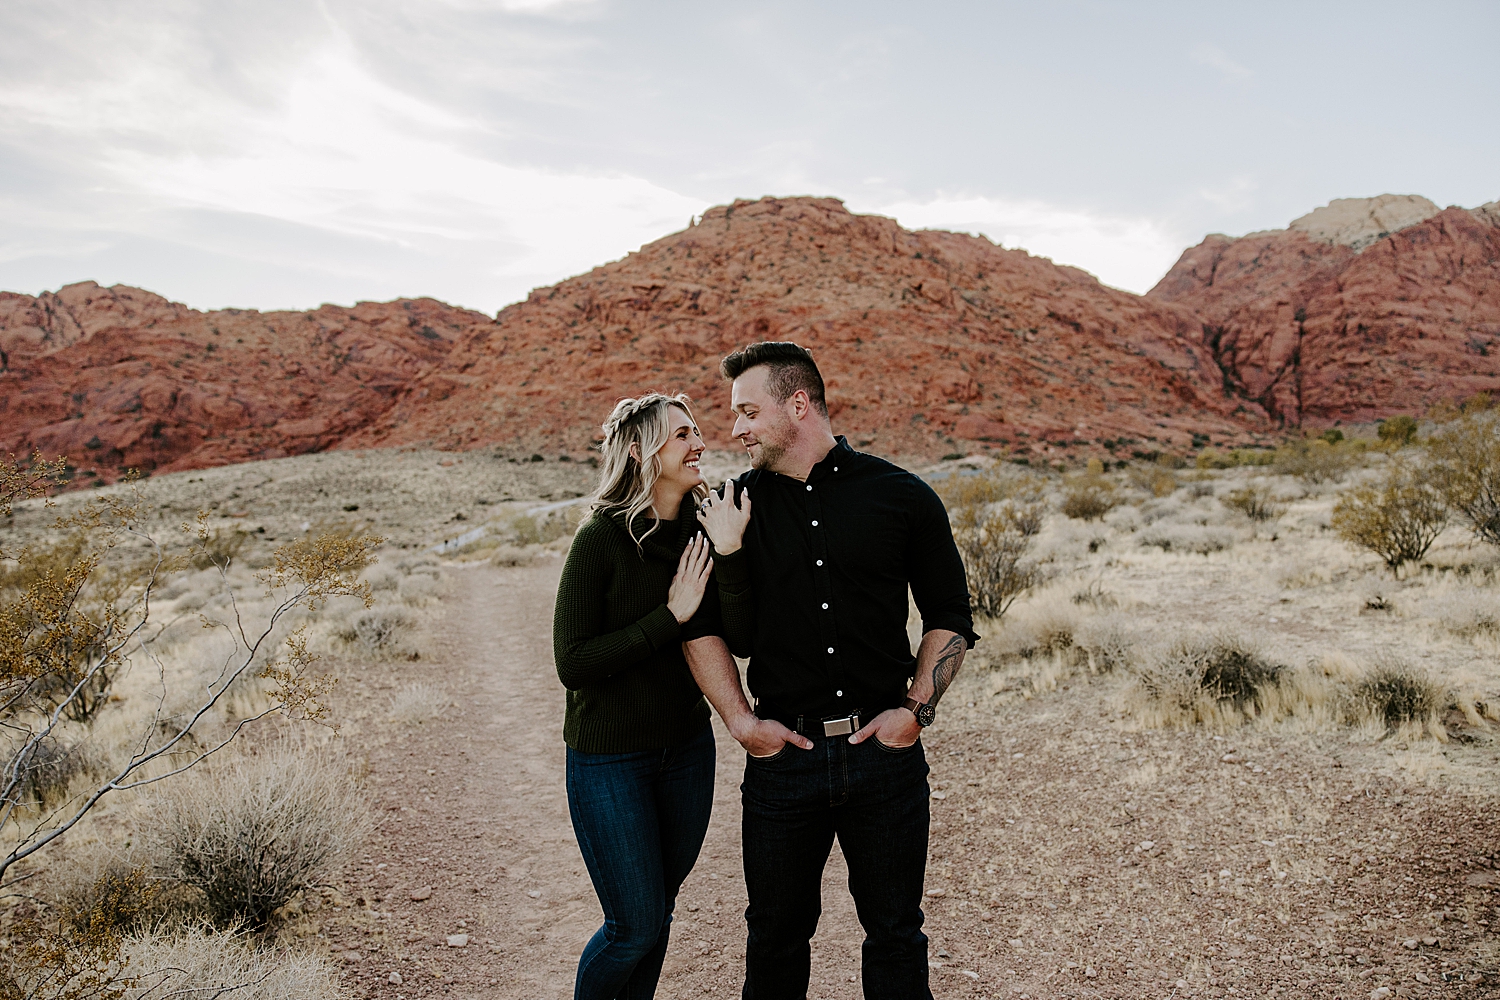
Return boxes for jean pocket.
[747,743,790,762]
[872,736,920,754]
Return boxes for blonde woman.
[553,392,751,1000]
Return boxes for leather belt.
[757,707,863,738]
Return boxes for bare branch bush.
[150,740,372,929]
[1426,408,1500,549]
[936,468,1046,621]
[1222,484,1286,524]
[0,452,382,976]
[1330,458,1448,576]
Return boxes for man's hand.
[732,716,814,757]
[848,707,920,748]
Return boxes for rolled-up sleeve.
[905,480,980,647]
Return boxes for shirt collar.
[807,436,855,484]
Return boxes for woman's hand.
[696,479,751,555]
[667,534,714,624]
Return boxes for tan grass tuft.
[125,928,340,1000]
[151,741,373,929]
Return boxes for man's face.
[730,367,796,472]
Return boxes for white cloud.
[1191,43,1252,80]
[856,194,1187,294]
[0,32,700,312]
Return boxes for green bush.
[1354,661,1442,729]
[1377,415,1419,448]
[1331,459,1447,576]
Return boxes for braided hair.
[593,392,707,549]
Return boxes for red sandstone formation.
[12,193,1497,481]
[0,282,479,482]
[1148,197,1500,428]
[341,196,1265,463]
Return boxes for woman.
[553,392,750,999]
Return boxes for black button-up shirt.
[711,437,978,719]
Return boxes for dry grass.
[125,928,340,1000]
[150,741,373,929]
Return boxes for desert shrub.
[1274,438,1357,483]
[46,850,204,938]
[1129,633,1286,727]
[501,506,580,547]
[1322,428,1345,444]
[3,736,97,811]
[336,605,417,659]
[1378,414,1420,448]
[125,928,340,1000]
[1331,459,1448,576]
[1222,484,1285,523]
[937,469,1046,620]
[1138,524,1236,554]
[387,682,447,725]
[1436,591,1500,640]
[1353,660,1443,732]
[188,528,248,571]
[0,867,152,1000]
[1060,469,1116,521]
[153,742,372,929]
[1074,616,1136,673]
[1127,464,1178,497]
[1427,409,1500,549]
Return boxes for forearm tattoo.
[928,635,966,707]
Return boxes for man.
[685,341,978,999]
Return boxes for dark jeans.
[567,723,716,1000]
[740,733,932,1000]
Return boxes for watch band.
[901,696,935,726]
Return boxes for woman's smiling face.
[654,404,706,495]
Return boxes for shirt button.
[834,466,838,472]
[821,602,829,609]
[816,559,823,566]
[811,519,819,527]
[806,485,812,492]
[836,689,843,697]
[827,647,835,654]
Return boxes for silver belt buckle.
[822,713,859,737]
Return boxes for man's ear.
[787,389,811,422]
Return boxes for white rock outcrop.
[1289,194,1441,251]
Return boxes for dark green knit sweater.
[553,496,746,753]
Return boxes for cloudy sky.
[2,1,1496,313]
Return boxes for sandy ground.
[307,556,1499,1000]
[10,450,1500,998]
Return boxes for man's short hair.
[720,341,827,415]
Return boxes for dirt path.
[321,560,1500,999]
[324,560,869,1000]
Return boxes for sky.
[1,0,1496,314]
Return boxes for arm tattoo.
[927,635,966,707]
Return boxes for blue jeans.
[740,734,932,1000]
[566,723,716,1000]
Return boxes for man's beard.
[747,416,793,472]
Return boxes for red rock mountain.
[0,283,482,482]
[340,197,1261,463]
[1148,195,1500,428]
[5,193,1496,482]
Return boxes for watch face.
[916,703,936,727]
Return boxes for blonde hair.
[593,392,707,547]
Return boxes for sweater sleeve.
[553,521,682,690]
[710,545,755,658]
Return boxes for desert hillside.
[1149,195,1500,428]
[341,196,1263,462]
[4,193,1499,484]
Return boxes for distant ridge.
[3,193,1497,483]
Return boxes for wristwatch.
[901,696,936,727]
